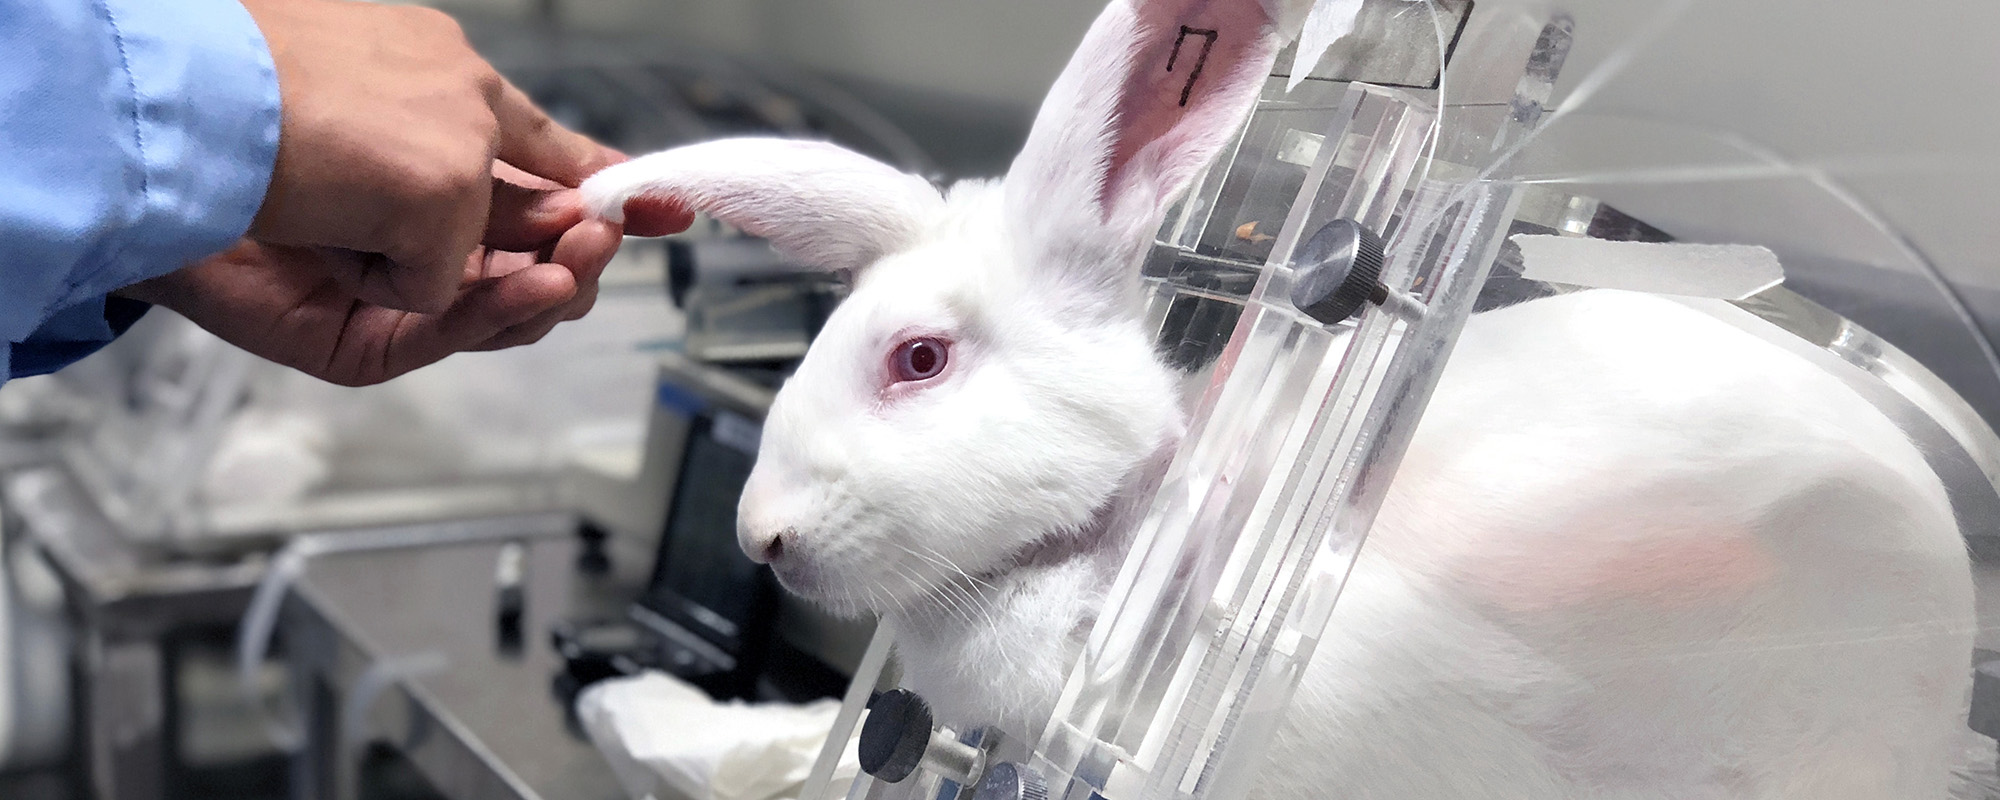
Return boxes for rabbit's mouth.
[772,558,880,619]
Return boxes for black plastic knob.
[1291,219,1387,324]
[1970,650,2000,741]
[972,762,1050,800]
[859,689,933,783]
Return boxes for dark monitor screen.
[641,408,770,653]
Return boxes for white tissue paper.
[577,671,862,800]
[1509,235,1786,300]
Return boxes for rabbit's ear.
[582,138,945,274]
[1006,0,1286,317]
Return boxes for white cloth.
[577,671,861,800]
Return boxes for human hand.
[118,186,647,387]
[238,0,666,314]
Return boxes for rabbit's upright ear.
[1007,0,1290,319]
[582,138,945,274]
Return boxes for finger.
[618,194,696,237]
[470,303,569,352]
[465,246,541,284]
[471,218,623,352]
[549,219,622,320]
[492,160,567,192]
[485,181,583,253]
[492,79,623,187]
[371,166,494,313]
[382,263,577,376]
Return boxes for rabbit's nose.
[741,526,794,564]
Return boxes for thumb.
[484,181,585,253]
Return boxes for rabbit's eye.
[891,337,949,382]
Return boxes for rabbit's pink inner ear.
[1103,1,1279,216]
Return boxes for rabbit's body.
[582,0,1977,795]
[1249,289,1972,799]
[885,289,1974,800]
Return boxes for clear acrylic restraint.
[800,2,2000,799]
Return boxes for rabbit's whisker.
[890,542,1001,622]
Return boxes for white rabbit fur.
[581,0,1977,796]
[1248,290,1974,799]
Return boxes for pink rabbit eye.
[891,337,949,383]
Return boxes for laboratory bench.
[281,519,652,800]
[2,463,271,800]
[0,456,659,800]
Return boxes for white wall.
[441,0,1102,108]
[1547,0,2000,291]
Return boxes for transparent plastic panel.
[1029,18,1560,799]
[810,7,1568,800]
[800,2,2000,799]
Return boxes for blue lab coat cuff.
[2,0,280,381]
[4,298,152,380]
[97,0,282,291]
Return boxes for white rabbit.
[581,0,1977,797]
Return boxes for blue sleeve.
[1,0,281,381]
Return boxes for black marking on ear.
[1167,26,1219,107]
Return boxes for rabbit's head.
[583,0,1292,617]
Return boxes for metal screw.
[971,762,1050,800]
[857,689,985,785]
[1290,219,1427,324]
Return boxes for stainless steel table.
[2,461,619,800]
[282,523,654,800]
[3,464,270,800]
